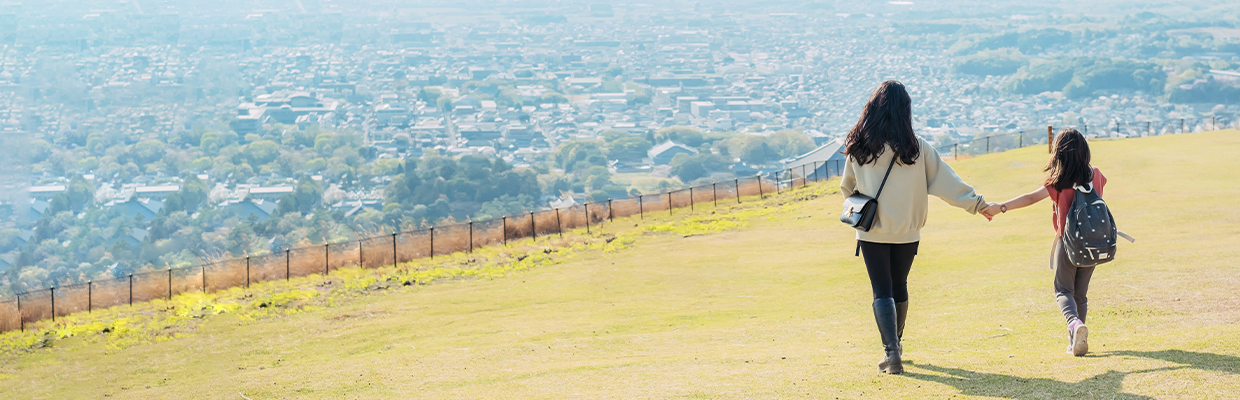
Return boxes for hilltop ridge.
[3,131,1240,399]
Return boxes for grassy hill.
[3,131,1240,399]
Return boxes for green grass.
[3,131,1240,399]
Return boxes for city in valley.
[0,0,1237,293]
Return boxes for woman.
[840,81,990,374]
[980,128,1105,357]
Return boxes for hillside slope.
[3,131,1240,399]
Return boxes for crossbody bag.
[840,156,898,232]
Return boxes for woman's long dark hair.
[845,81,920,166]
[1044,128,1092,190]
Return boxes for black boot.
[873,297,903,374]
[880,300,909,371]
[896,300,908,339]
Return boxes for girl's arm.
[997,186,1050,213]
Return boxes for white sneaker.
[1069,320,1089,357]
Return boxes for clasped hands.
[980,202,1004,221]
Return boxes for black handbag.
[840,156,898,232]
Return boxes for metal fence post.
[503,216,508,245]
[470,221,475,251]
[638,195,643,219]
[735,179,741,204]
[391,233,398,266]
[530,212,536,241]
[202,265,207,292]
[801,165,806,185]
[246,257,251,288]
[954,143,959,160]
[88,281,92,313]
[813,162,818,181]
[607,199,613,222]
[129,274,134,306]
[286,249,292,281]
[430,227,435,259]
[167,268,173,300]
[1019,132,1023,147]
[689,187,694,212]
[555,209,563,238]
[49,287,54,322]
[1147,121,1151,136]
[584,204,591,234]
[758,175,764,199]
[985,136,990,153]
[1181,118,1185,133]
[16,294,21,332]
[713,183,718,206]
[325,243,330,275]
[358,240,364,268]
[668,192,673,215]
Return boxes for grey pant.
[1051,240,1095,324]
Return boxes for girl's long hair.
[845,81,920,166]
[1044,128,1092,190]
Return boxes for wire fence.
[936,114,1237,158]
[0,158,829,334]
[3,114,1235,334]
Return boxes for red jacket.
[1046,167,1107,237]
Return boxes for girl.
[983,128,1105,357]
[840,81,991,374]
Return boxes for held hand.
[980,202,1002,221]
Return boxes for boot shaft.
[873,298,901,352]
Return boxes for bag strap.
[873,155,899,200]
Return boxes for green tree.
[669,153,707,182]
[474,194,536,220]
[554,141,607,172]
[129,139,167,165]
[607,136,653,161]
[656,127,706,147]
[952,48,1028,76]
[767,130,815,159]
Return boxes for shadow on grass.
[903,362,1178,400]
[1109,349,1240,374]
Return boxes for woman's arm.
[924,144,986,214]
[840,157,857,198]
[991,186,1050,214]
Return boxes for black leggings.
[859,241,919,302]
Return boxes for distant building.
[107,197,164,221]
[331,199,383,217]
[647,141,700,165]
[134,185,180,200]
[784,138,847,179]
[458,123,502,147]
[29,199,50,220]
[110,228,148,249]
[502,124,540,148]
[28,185,66,201]
[235,91,340,129]
[221,199,278,220]
[246,186,295,202]
[375,103,411,126]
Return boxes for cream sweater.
[840,137,986,243]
